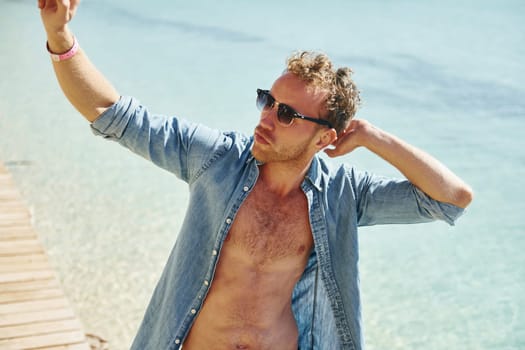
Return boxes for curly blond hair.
[286,51,361,134]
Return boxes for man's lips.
[254,128,271,145]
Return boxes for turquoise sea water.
[1,0,524,349]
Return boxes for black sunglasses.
[256,89,333,129]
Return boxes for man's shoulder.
[310,155,363,191]
[314,155,359,179]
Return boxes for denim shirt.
[91,96,464,350]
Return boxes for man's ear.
[316,128,338,150]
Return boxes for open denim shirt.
[91,96,464,350]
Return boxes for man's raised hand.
[38,0,80,34]
[324,119,372,158]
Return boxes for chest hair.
[227,186,313,265]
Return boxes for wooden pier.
[0,162,91,349]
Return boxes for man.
[39,0,473,349]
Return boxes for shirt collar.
[304,155,324,192]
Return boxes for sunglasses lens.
[277,104,294,125]
[256,89,295,126]
[256,90,272,111]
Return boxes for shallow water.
[1,0,524,349]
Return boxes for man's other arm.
[39,0,119,122]
[325,119,473,209]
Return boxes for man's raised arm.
[39,0,120,122]
[325,119,474,209]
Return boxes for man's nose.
[259,107,276,129]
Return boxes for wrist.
[45,28,74,54]
[347,119,374,148]
[357,121,384,151]
[47,35,79,62]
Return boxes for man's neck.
[257,159,313,197]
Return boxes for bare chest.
[224,186,313,265]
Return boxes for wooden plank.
[0,162,91,349]
[0,279,59,294]
[0,212,31,222]
[0,203,29,211]
[0,208,28,215]
[0,270,55,284]
[0,219,31,229]
[0,233,38,241]
[0,329,87,349]
[0,231,37,241]
[0,204,30,211]
[0,227,37,241]
[0,288,64,304]
[0,298,69,315]
[0,223,34,232]
[32,342,91,350]
[0,192,23,201]
[0,224,35,234]
[0,260,51,273]
[0,240,44,256]
[0,308,75,328]
[0,254,48,268]
[0,200,27,208]
[0,318,83,339]
[0,253,48,264]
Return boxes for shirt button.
[204,280,209,286]
[191,309,197,315]
[226,218,232,224]
[175,339,181,344]
[212,250,218,256]
[243,186,249,192]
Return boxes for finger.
[323,148,337,158]
[43,0,57,10]
[37,0,45,9]
[330,136,343,147]
[55,0,69,16]
[70,0,81,13]
[331,130,352,148]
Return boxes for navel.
[297,244,306,255]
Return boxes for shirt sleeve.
[90,96,232,183]
[350,168,465,226]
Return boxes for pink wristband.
[47,37,79,62]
